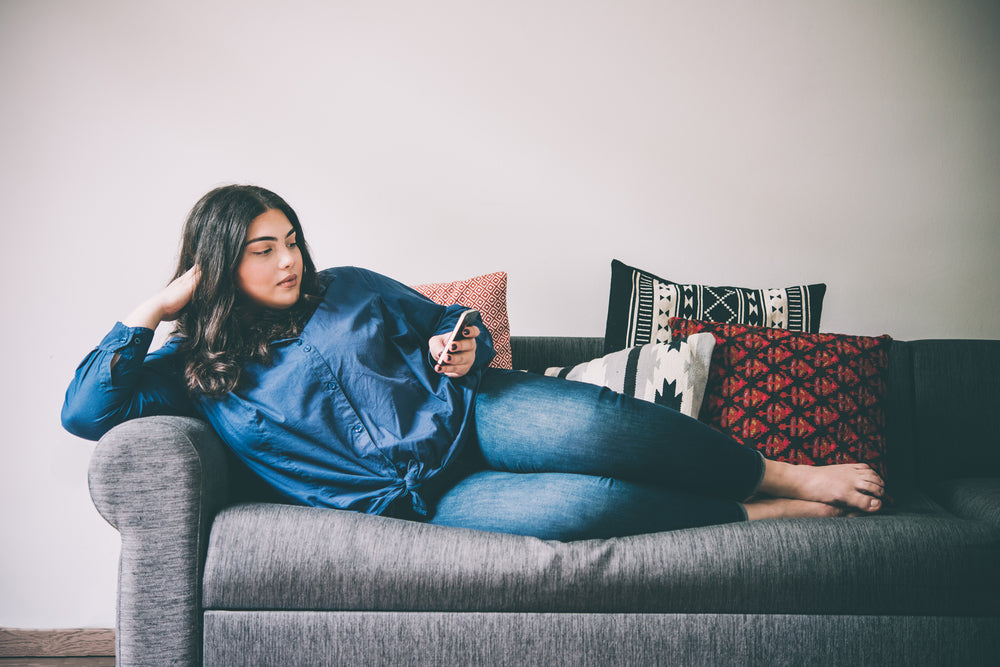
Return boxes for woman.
[62,185,884,540]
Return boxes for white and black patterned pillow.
[544,333,716,418]
[604,259,826,354]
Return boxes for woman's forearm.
[122,297,169,330]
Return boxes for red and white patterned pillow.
[669,317,892,482]
[413,271,513,369]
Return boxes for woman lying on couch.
[62,185,884,541]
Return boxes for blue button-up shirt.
[62,267,496,515]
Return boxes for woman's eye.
[252,248,272,256]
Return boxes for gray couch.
[88,336,1000,666]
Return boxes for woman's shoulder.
[317,266,402,292]
[317,266,387,279]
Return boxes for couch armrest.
[88,416,230,667]
[932,478,1000,528]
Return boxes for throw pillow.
[604,259,826,353]
[413,271,513,369]
[544,333,716,418]
[669,317,892,482]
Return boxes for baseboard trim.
[0,628,115,658]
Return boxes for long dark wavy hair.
[172,185,321,397]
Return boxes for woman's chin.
[270,297,300,310]
[241,292,301,311]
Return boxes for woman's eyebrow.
[245,229,296,246]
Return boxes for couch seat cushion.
[202,499,999,616]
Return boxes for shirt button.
[304,345,312,352]
[353,424,364,434]
[327,381,337,391]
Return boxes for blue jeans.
[425,369,765,540]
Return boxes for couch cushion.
[604,259,826,354]
[202,501,1000,617]
[932,478,1000,528]
[203,610,1000,667]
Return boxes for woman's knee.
[429,472,655,540]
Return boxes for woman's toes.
[844,492,881,513]
[859,479,884,497]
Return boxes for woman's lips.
[278,275,298,288]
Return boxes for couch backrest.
[908,339,1000,485]
[510,336,1000,493]
[510,336,605,373]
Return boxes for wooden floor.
[0,659,114,666]
[0,629,114,667]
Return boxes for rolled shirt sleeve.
[61,322,195,440]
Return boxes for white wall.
[1,0,998,628]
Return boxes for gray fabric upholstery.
[203,611,1000,667]
[202,501,1000,616]
[88,337,1000,666]
[911,339,1000,485]
[89,416,231,666]
[510,336,604,373]
[932,478,1000,528]
[882,340,918,493]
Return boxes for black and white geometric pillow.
[544,333,716,418]
[604,259,826,354]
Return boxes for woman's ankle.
[757,459,797,498]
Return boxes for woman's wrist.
[122,298,167,330]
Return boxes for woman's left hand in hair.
[430,325,480,378]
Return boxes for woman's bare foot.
[744,496,852,521]
[756,460,884,513]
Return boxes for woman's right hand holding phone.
[430,324,480,377]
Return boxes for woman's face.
[236,208,303,309]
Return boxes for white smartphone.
[436,309,480,366]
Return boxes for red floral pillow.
[413,271,513,369]
[669,318,892,481]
